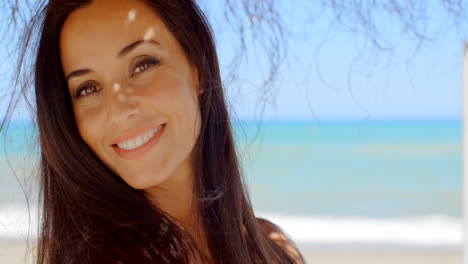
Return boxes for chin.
[122,172,169,190]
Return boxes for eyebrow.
[65,39,160,82]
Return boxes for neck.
[144,158,197,230]
[144,154,212,261]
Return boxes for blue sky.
[0,1,465,122]
[205,1,465,121]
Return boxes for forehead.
[60,0,168,72]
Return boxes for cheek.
[174,87,201,146]
[144,74,200,144]
[73,105,105,152]
[142,71,199,120]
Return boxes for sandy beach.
[0,240,462,263]
[298,244,462,264]
[301,250,461,264]
[0,241,36,264]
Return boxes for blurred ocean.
[0,120,462,247]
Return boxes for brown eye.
[74,82,102,98]
[131,57,160,77]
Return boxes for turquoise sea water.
[233,120,461,218]
[0,119,462,245]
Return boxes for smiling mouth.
[113,123,166,150]
[111,123,166,160]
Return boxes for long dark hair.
[10,0,305,263]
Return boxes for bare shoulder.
[257,217,305,263]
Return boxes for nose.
[106,82,140,126]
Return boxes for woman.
[13,0,306,262]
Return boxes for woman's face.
[59,0,202,190]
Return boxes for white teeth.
[143,133,150,143]
[116,124,164,150]
[135,136,143,147]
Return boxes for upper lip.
[110,123,166,145]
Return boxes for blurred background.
[0,0,466,263]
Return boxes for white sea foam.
[257,213,463,247]
[0,205,462,247]
[0,204,38,241]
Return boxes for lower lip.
[112,124,166,160]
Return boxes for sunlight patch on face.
[124,9,136,27]
[113,83,121,92]
[143,27,155,40]
[125,9,137,26]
